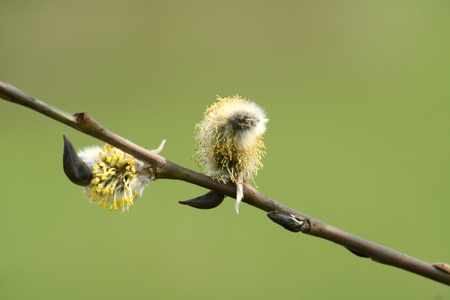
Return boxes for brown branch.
[1,81,449,286]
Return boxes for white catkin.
[195,95,268,213]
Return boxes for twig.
[1,81,449,286]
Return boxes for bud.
[63,134,93,186]
[179,191,225,209]
[267,211,306,233]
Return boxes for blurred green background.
[0,1,449,299]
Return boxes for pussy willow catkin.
[194,95,268,213]
[77,140,165,213]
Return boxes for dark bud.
[346,248,369,258]
[63,134,93,186]
[179,191,225,209]
[267,211,306,233]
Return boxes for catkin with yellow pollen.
[194,95,268,214]
[77,140,165,213]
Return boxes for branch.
[1,81,449,286]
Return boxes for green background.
[0,1,449,299]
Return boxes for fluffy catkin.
[77,140,165,213]
[194,95,268,213]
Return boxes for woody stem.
[0,81,449,286]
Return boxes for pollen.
[78,144,156,213]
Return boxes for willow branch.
[1,81,449,286]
